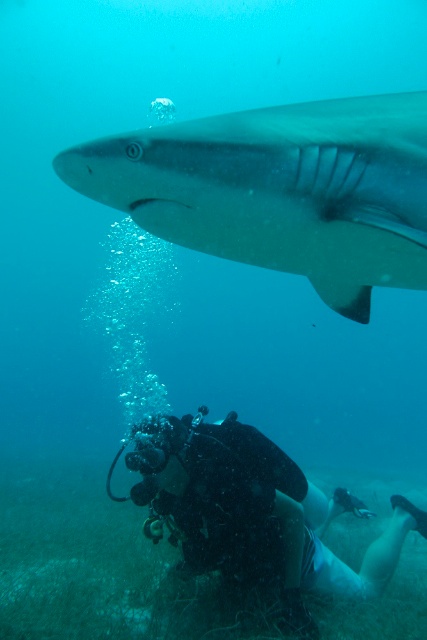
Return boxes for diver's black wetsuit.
[152,419,309,584]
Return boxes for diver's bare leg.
[359,506,415,594]
[301,481,329,530]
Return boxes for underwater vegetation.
[1,456,426,640]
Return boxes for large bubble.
[148,97,176,127]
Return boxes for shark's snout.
[53,146,118,208]
[52,151,67,181]
[53,142,158,213]
[53,150,93,190]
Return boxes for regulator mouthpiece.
[130,476,160,507]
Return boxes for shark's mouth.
[129,198,192,211]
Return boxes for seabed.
[1,456,426,639]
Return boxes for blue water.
[1,0,427,476]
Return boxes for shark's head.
[52,115,293,259]
[53,127,207,247]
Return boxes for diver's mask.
[125,433,170,475]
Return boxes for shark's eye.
[126,142,143,161]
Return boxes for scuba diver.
[107,407,427,639]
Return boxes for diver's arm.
[273,490,305,589]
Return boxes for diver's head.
[126,415,190,506]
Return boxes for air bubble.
[83,216,180,425]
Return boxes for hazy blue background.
[1,0,427,478]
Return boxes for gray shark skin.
[53,92,427,323]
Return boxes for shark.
[53,91,427,323]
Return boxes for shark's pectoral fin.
[309,277,372,324]
[331,204,427,250]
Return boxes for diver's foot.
[332,487,376,519]
[275,588,320,640]
[390,495,427,539]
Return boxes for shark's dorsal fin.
[309,277,372,323]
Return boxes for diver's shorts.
[302,537,379,600]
